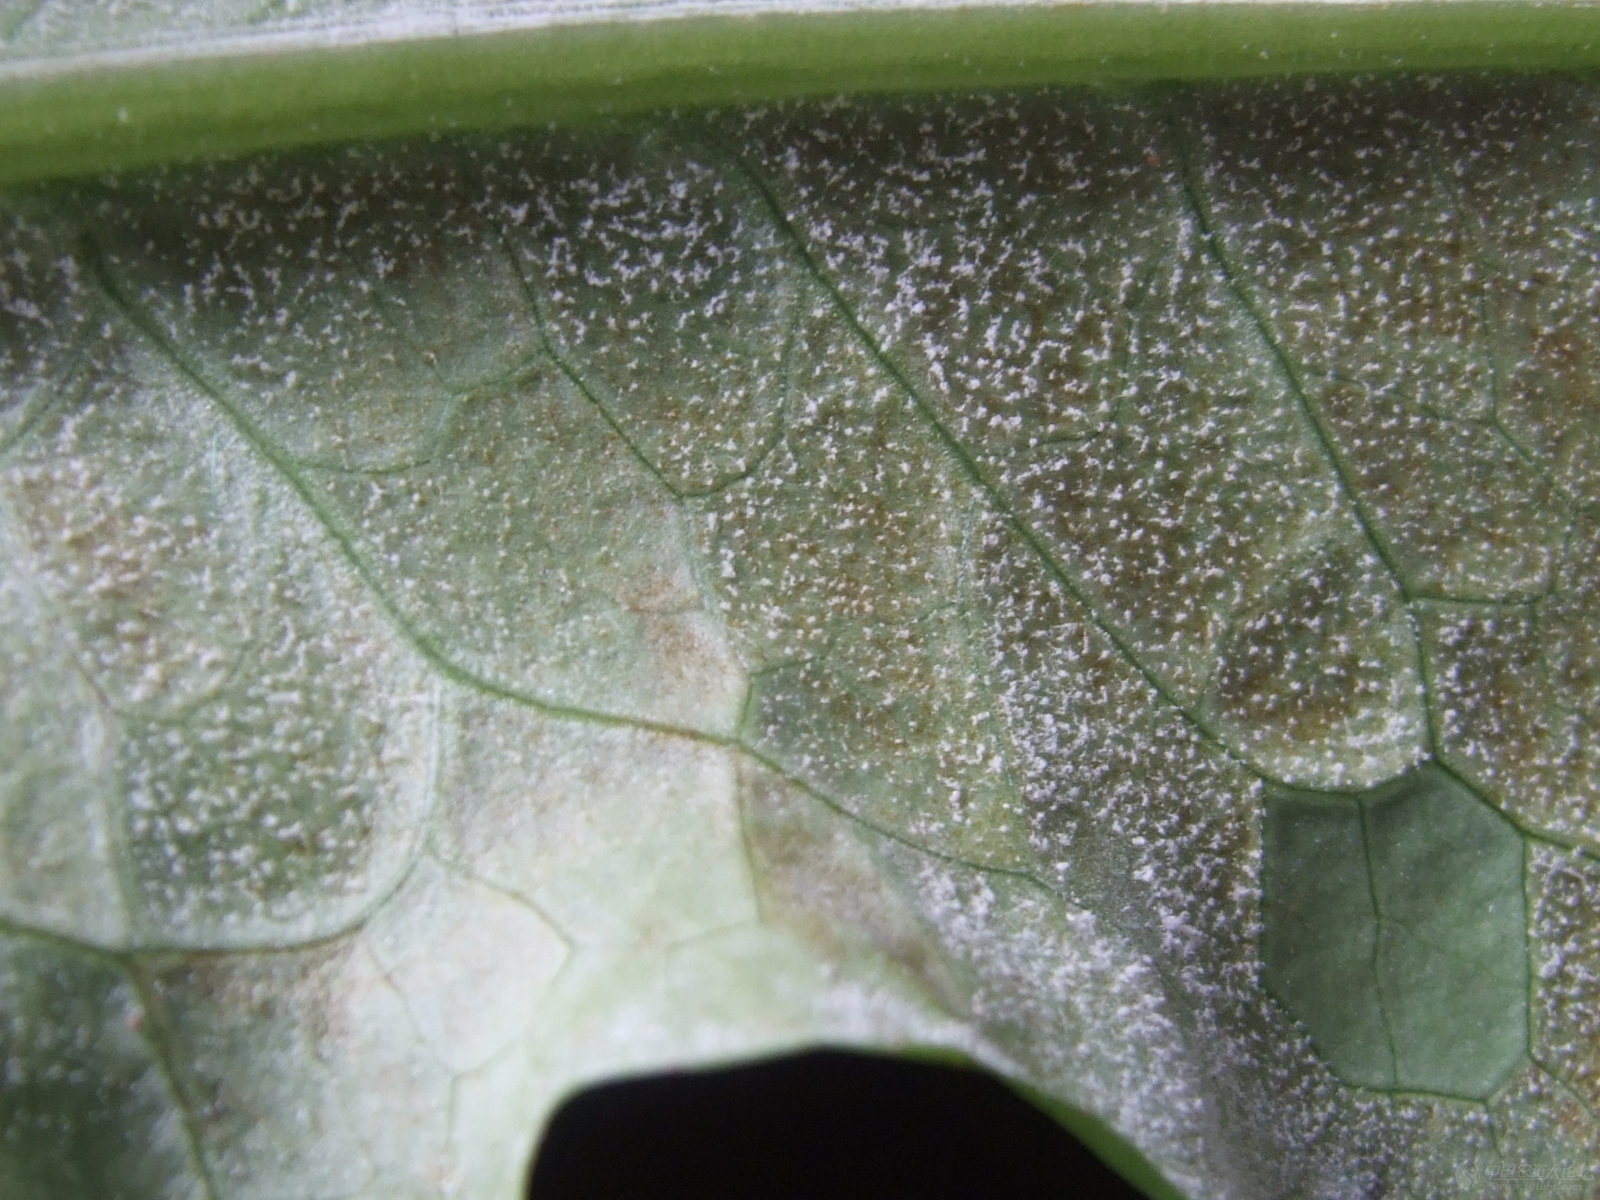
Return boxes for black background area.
[527,1049,1151,1200]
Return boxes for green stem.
[5,2,1600,184]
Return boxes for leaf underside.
[3,73,1600,1200]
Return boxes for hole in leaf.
[526,1049,1153,1199]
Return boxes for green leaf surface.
[1263,765,1529,1098]
[4,42,1600,1200]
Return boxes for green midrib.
[4,1,1600,185]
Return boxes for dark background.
[527,1049,1151,1200]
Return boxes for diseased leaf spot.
[1,73,1597,1197]
[1262,762,1529,1099]
[1208,535,1426,789]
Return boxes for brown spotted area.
[730,95,1160,455]
[1187,80,1495,417]
[1303,375,1565,601]
[1528,845,1600,1114]
[1422,606,1584,837]
[300,365,745,732]
[488,133,791,497]
[738,761,972,1015]
[973,514,1261,986]
[990,234,1347,703]
[0,349,263,719]
[1207,534,1426,788]
[1447,79,1600,500]
[1423,514,1600,844]
[733,94,1425,791]
[698,299,1035,871]
[431,691,755,949]
[0,210,97,453]
[0,341,436,947]
[88,143,541,471]
[0,556,124,945]
[1189,79,1571,603]
[138,936,456,1199]
[1484,1061,1600,1180]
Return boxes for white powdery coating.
[1192,80,1571,603]
[0,336,437,948]
[736,94,1430,790]
[1530,843,1600,1109]
[488,137,793,498]
[896,850,1215,1196]
[0,78,1596,1200]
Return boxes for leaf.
[1262,765,1528,1098]
[4,55,1600,1200]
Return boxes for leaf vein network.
[66,237,1054,902]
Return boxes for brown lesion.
[1494,312,1600,496]
[1210,540,1401,752]
[1432,606,1550,777]
[974,513,1264,967]
[737,759,973,1015]
[1188,78,1492,417]
[1311,372,1566,602]
[735,93,1161,458]
[4,414,257,718]
[1526,852,1600,1115]
[1419,599,1600,843]
[1014,368,1309,704]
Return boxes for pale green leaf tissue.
[3,3,1600,1198]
